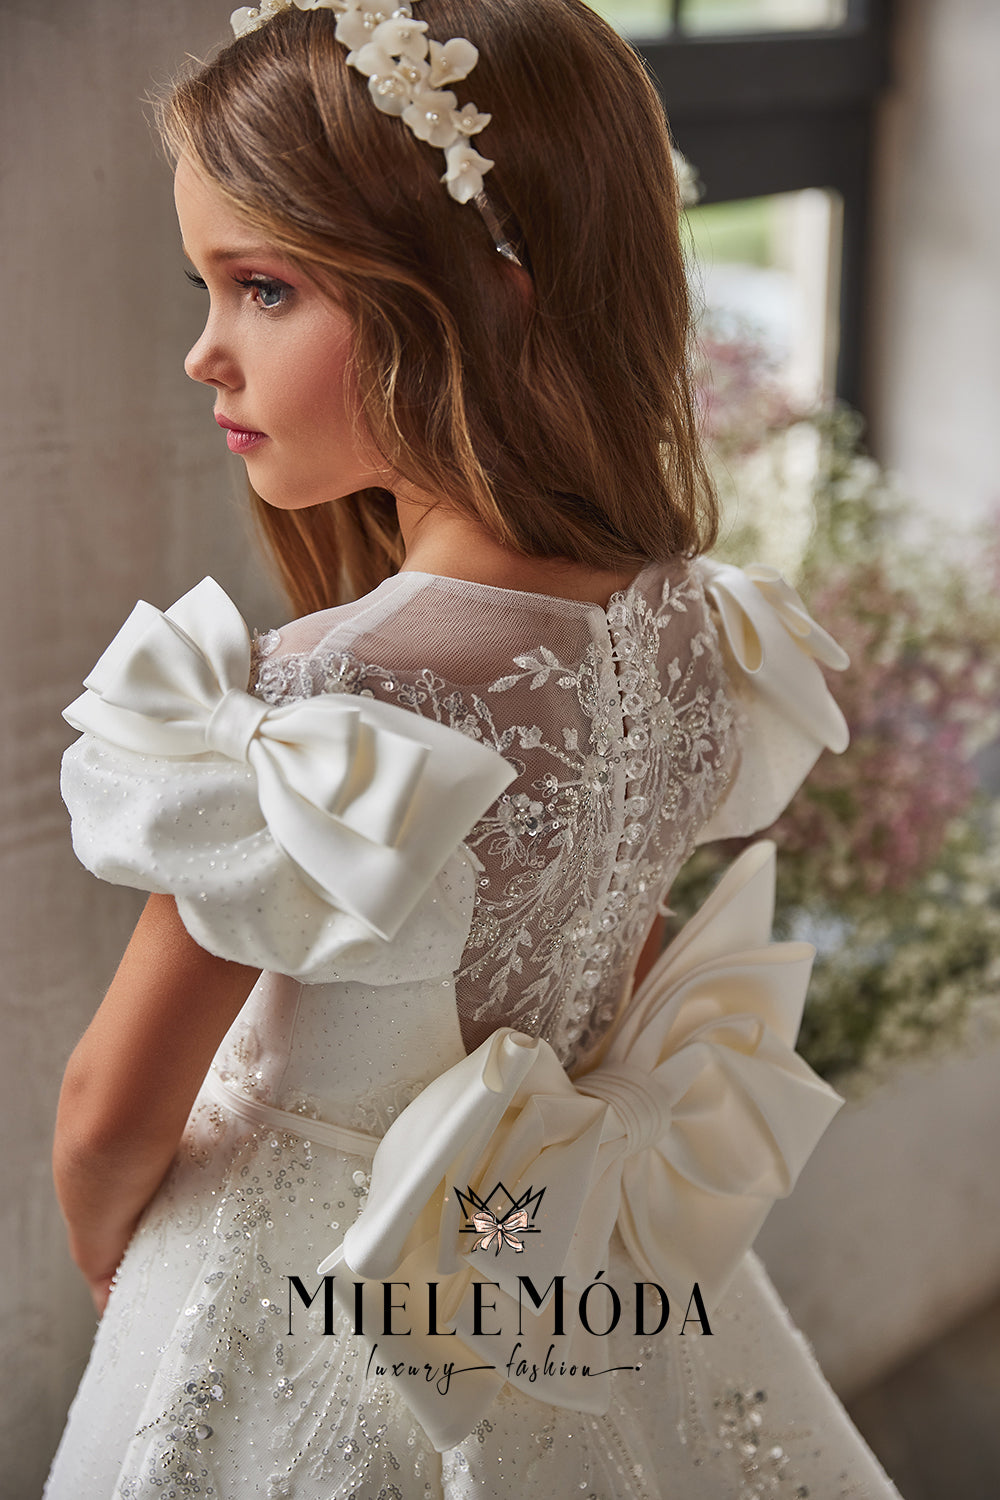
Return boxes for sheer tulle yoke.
[251,562,739,1067]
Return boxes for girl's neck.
[394,489,640,609]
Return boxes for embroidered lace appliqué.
[252,570,736,1070]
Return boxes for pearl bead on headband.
[230,0,524,266]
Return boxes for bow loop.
[743,564,849,669]
[702,559,849,754]
[64,577,515,940]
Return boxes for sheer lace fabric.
[251,561,737,1069]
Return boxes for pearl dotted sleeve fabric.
[60,731,482,984]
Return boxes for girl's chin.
[254,485,342,512]
[253,473,388,511]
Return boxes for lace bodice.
[251,561,738,1069]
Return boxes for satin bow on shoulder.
[316,841,843,1450]
[63,577,515,940]
[697,561,850,840]
[702,560,849,752]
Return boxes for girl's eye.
[235,275,289,310]
[184,268,207,290]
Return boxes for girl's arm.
[53,893,259,1314]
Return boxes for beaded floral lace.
[251,561,738,1070]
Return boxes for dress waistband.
[203,1069,380,1160]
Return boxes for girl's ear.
[502,260,534,308]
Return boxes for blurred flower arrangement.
[675,321,1000,1085]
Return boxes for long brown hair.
[160,0,717,615]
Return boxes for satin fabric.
[696,560,849,840]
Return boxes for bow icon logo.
[456,1182,545,1257]
[472,1207,528,1254]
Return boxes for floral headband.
[230,0,524,265]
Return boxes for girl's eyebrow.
[182,244,287,266]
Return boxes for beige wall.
[869,0,1000,530]
[0,3,278,1491]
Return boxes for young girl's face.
[174,157,387,509]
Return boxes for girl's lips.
[215,414,267,455]
[225,427,267,455]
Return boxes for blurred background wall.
[869,0,1000,530]
[0,3,278,1491]
[2,1,998,1496]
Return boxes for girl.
[47,1,902,1495]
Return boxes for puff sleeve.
[696,561,850,843]
[60,578,516,982]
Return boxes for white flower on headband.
[442,141,494,205]
[452,103,491,137]
[427,37,478,87]
[334,4,413,53]
[369,14,427,56]
[334,7,380,53]
[369,68,424,116]
[350,20,430,87]
[229,0,519,249]
[402,88,460,147]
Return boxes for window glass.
[590,0,848,37]
[588,0,674,39]
[685,189,842,404]
[681,0,847,32]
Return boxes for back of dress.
[253,559,738,1071]
[52,559,904,1500]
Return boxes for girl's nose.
[184,321,238,389]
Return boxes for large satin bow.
[63,577,514,939]
[316,842,842,1449]
[702,560,849,754]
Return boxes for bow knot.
[205,687,271,763]
[576,1062,672,1156]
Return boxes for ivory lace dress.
[45,558,902,1500]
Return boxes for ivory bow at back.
[316,842,843,1449]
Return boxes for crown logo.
[455,1181,545,1256]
